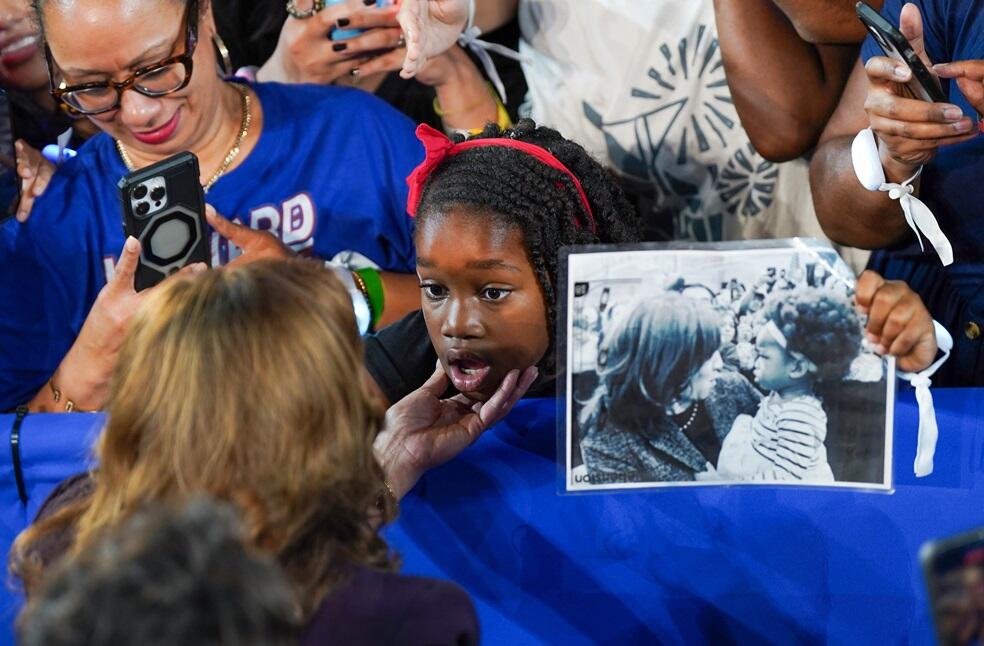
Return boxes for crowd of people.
[0,0,975,641]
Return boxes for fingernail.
[944,106,964,121]
[363,0,375,5]
[865,332,878,345]
[874,344,888,355]
[894,66,910,79]
[955,118,974,132]
[332,42,347,52]
[125,236,138,252]
[336,17,350,27]
[189,262,207,273]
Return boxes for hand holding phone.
[855,2,977,179]
[118,151,210,291]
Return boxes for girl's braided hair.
[415,119,639,372]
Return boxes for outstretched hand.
[374,361,538,498]
[397,0,469,79]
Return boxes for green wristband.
[355,268,385,329]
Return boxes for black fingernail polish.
[363,0,375,5]
[336,17,350,27]
[332,42,347,52]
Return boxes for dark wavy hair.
[581,293,722,431]
[415,119,639,372]
[762,287,863,383]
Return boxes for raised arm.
[809,5,976,248]
[714,0,860,161]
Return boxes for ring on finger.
[350,66,361,83]
[397,33,406,48]
[286,0,324,19]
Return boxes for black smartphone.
[856,2,948,103]
[118,151,209,291]
[921,527,984,646]
[0,89,20,222]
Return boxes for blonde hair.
[12,260,394,615]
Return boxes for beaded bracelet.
[354,267,385,330]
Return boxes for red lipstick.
[131,110,181,145]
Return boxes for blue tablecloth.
[385,389,984,645]
[1,389,981,645]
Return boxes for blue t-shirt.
[0,82,423,410]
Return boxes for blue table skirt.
[384,388,984,645]
[1,388,982,645]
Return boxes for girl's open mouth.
[448,356,493,394]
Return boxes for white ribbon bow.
[897,321,953,477]
[457,0,528,104]
[879,168,954,267]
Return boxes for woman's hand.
[206,206,295,267]
[934,59,984,119]
[855,270,937,373]
[397,0,469,78]
[13,140,55,222]
[258,0,404,84]
[30,237,206,411]
[862,4,976,182]
[374,361,538,498]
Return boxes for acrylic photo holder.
[557,239,895,493]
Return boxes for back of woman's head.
[590,293,721,429]
[13,260,393,614]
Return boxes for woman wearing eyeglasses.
[0,0,425,413]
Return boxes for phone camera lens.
[135,201,150,216]
[150,187,166,202]
[133,184,148,199]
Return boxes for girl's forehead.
[417,210,529,262]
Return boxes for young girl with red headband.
[364,119,638,404]
[365,120,941,417]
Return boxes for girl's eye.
[421,284,448,300]
[482,287,511,301]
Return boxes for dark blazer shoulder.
[302,568,479,646]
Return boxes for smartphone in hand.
[856,2,947,103]
[118,151,210,291]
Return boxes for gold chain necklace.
[116,83,251,194]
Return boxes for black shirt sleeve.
[363,310,438,405]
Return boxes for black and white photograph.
[563,240,895,492]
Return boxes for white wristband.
[851,128,953,266]
[897,320,953,477]
[324,261,372,336]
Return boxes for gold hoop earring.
[213,32,233,77]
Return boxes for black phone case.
[856,2,948,103]
[118,151,209,291]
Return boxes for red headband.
[406,124,597,234]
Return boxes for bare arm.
[714,0,859,161]
[811,47,975,248]
[771,0,882,44]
